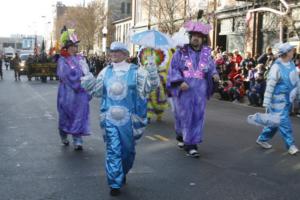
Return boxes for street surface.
[1,67,300,200]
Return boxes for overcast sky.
[0,0,92,37]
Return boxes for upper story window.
[127,3,131,14]
[121,2,126,14]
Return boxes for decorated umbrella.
[131,29,174,49]
[137,47,169,68]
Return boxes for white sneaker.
[186,149,200,158]
[256,139,272,149]
[177,142,184,149]
[288,145,299,155]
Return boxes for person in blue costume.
[80,41,159,196]
[256,43,300,155]
[57,28,91,151]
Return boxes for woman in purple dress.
[167,16,220,158]
[57,29,91,150]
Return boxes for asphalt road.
[1,68,300,200]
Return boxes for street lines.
[145,136,157,141]
[145,134,170,142]
[154,134,170,142]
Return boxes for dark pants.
[219,88,230,101]
[247,91,262,106]
[229,88,241,101]
[14,69,20,80]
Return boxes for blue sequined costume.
[81,61,159,189]
[257,59,300,149]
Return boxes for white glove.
[79,59,90,75]
[145,55,157,73]
[147,55,155,66]
[289,88,297,103]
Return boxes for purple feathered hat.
[183,10,212,35]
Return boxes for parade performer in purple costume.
[167,12,220,157]
[57,28,91,151]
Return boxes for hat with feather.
[60,26,80,49]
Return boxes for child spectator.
[247,73,266,106]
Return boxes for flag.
[34,35,38,56]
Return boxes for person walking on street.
[57,28,91,151]
[256,43,300,155]
[167,13,220,158]
[81,41,159,196]
[13,53,21,81]
[0,55,3,80]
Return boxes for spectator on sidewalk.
[241,52,256,79]
[257,47,273,65]
[233,49,243,66]
[247,73,266,107]
[229,75,245,103]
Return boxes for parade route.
[1,69,300,200]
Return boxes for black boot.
[110,188,121,196]
[176,135,184,149]
[123,176,127,185]
[74,145,83,151]
[184,144,199,158]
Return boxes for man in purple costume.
[167,17,220,158]
[57,28,91,151]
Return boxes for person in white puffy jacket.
[256,43,300,155]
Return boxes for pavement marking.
[292,163,300,171]
[153,134,169,142]
[44,111,56,120]
[145,136,157,141]
[264,149,276,154]
[8,126,18,129]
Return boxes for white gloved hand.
[146,56,156,68]
[289,88,297,103]
[79,59,90,75]
[145,55,157,73]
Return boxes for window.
[127,3,131,14]
[121,2,125,14]
[136,0,141,23]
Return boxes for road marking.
[145,136,157,141]
[154,134,169,142]
[265,149,275,154]
[293,163,300,171]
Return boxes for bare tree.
[54,0,105,53]
[143,0,186,35]
[142,0,214,35]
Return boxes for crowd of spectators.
[213,46,300,111]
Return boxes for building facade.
[0,35,43,54]
[101,0,132,53]
[213,0,300,56]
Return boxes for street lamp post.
[147,0,152,30]
[102,27,108,53]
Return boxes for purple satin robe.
[57,55,90,136]
[167,45,217,145]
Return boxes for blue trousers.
[258,108,295,149]
[105,121,135,189]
